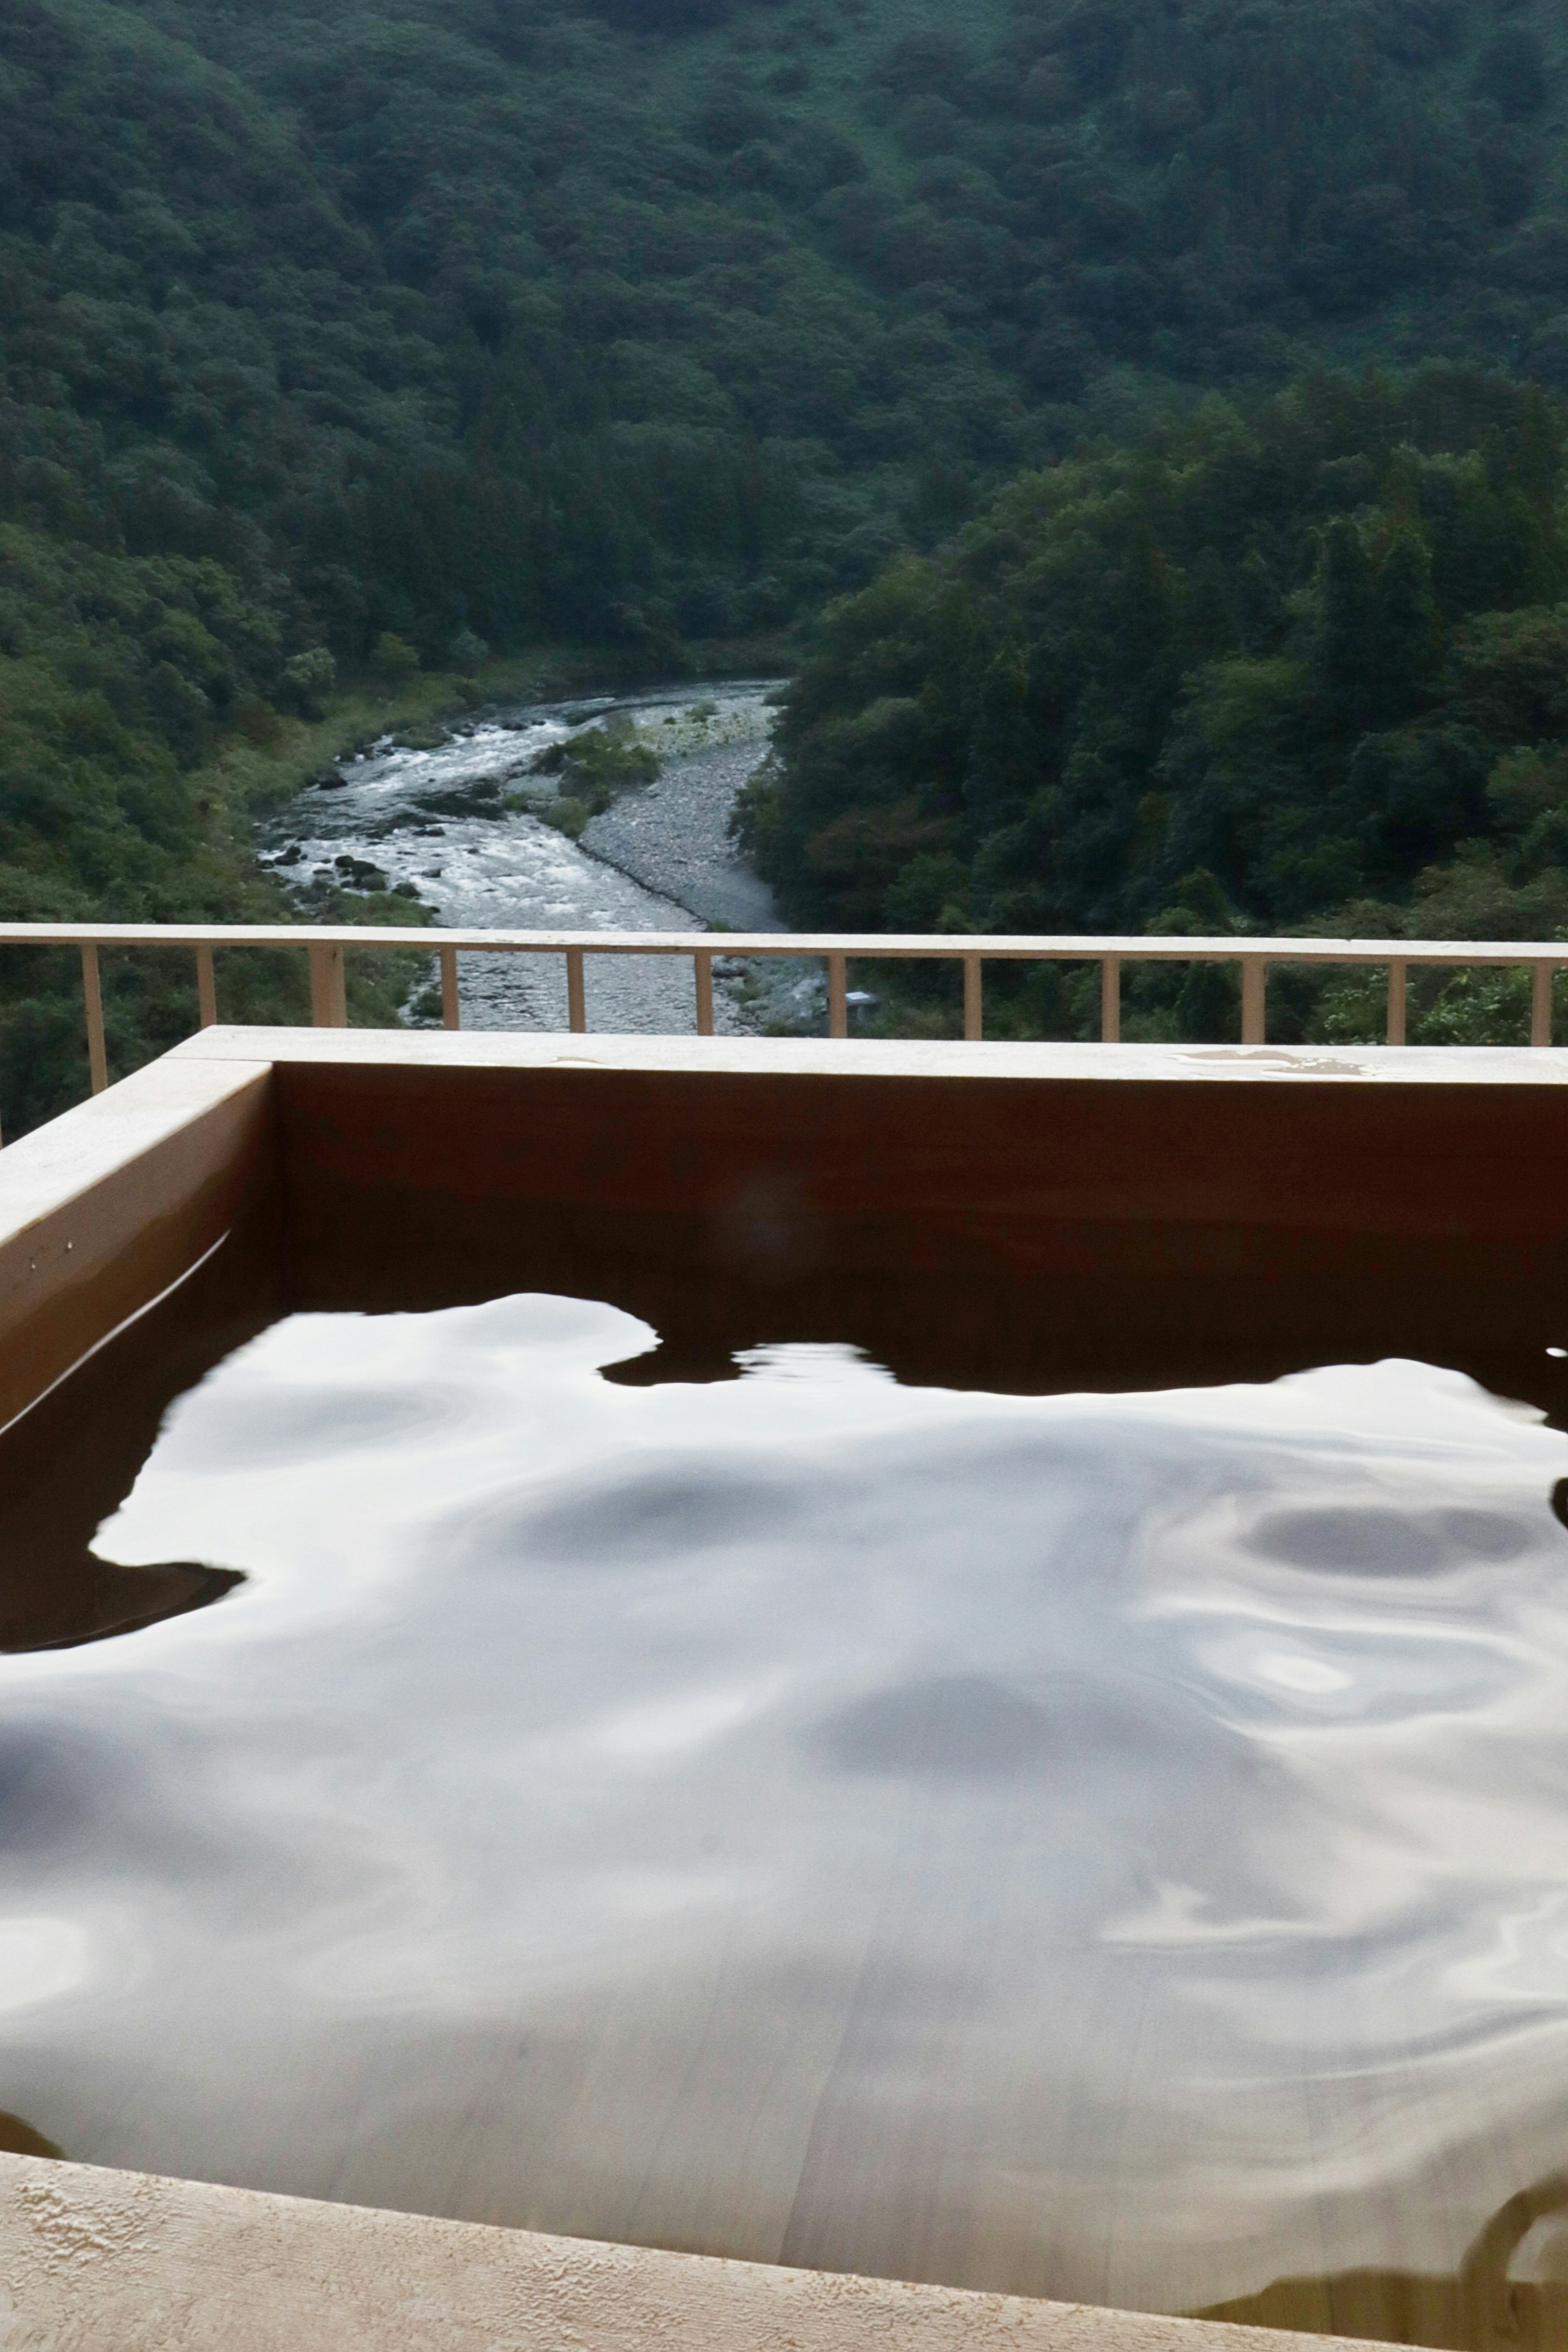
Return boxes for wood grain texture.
[0,1055,276,1433]
[261,1046,1568,1377]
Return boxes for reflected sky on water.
[6,1297,1568,2323]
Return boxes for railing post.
[694,949,714,1038]
[1532,960,1554,1047]
[196,944,218,1029]
[828,951,848,1039]
[1240,956,1267,1045]
[80,943,108,1092]
[1387,960,1407,1047]
[439,946,461,1030]
[1100,954,1120,1043]
[963,954,982,1041]
[566,947,586,1033]
[307,941,347,1027]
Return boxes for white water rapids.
[262,680,810,1036]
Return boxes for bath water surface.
[7,1294,1568,2343]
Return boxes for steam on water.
[8,1297,1568,2337]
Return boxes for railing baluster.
[1532,960,1554,1047]
[963,954,982,1041]
[1240,956,1267,1045]
[1387,960,1406,1046]
[80,944,108,1092]
[11,931,1568,1081]
[1100,954,1120,1043]
[307,941,347,1027]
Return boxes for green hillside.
[742,365,1568,1043]
[4,0,1568,1112]
[9,0,1568,668]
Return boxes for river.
[262,679,796,1035]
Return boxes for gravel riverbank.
[581,690,780,931]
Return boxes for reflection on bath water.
[8,1295,1568,2343]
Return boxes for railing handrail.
[0,922,1565,964]
[2,922,1564,1142]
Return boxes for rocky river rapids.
[261,679,809,1036]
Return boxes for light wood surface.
[169,1026,1568,1086]
[0,1054,274,1433]
[0,922,1565,965]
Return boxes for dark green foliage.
[3,0,1566,686]
[746,368,1568,1039]
[1472,26,1548,119]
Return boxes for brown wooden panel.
[275,1062,1568,1391]
[273,1063,1568,1234]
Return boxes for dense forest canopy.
[2,0,1568,1108]
[7,0,1568,691]
[742,366,1568,1040]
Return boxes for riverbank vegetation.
[0,633,565,1131]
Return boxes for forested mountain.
[742,368,1568,1041]
[7,0,1566,675]
[3,0,1568,1098]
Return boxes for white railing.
[0,922,1564,1125]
